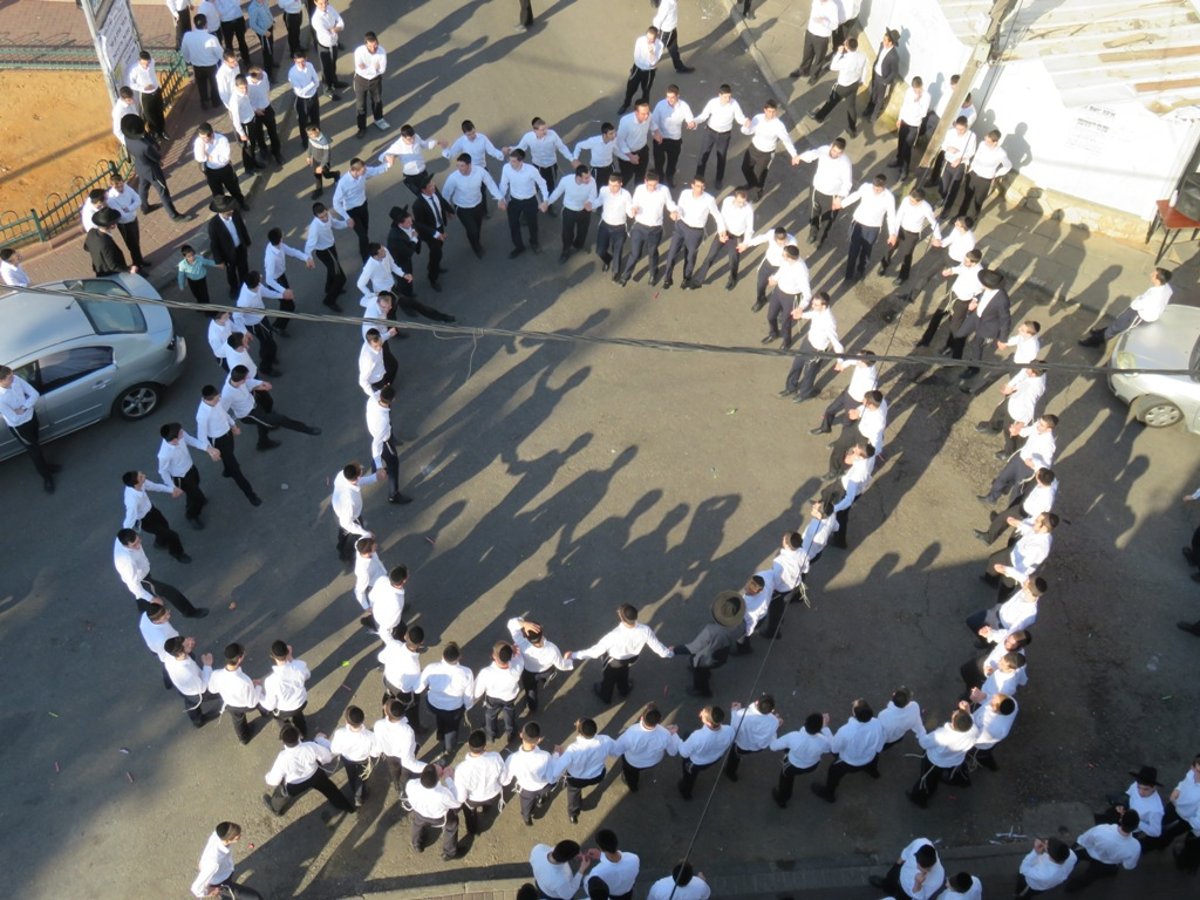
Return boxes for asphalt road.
[2,1,1198,898]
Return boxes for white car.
[1108,305,1200,432]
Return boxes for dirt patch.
[0,70,121,217]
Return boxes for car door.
[33,344,118,439]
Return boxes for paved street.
[2,1,1198,898]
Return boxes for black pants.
[313,246,346,306]
[766,288,798,343]
[226,704,257,744]
[775,759,820,804]
[679,758,715,799]
[958,172,998,220]
[379,440,401,500]
[181,690,216,726]
[421,236,445,284]
[696,231,743,284]
[208,877,263,899]
[566,771,603,817]
[561,208,591,251]
[506,197,539,251]
[741,146,774,195]
[456,202,485,254]
[343,758,368,805]
[240,405,312,448]
[597,657,634,703]
[846,222,880,280]
[689,660,714,696]
[814,82,860,132]
[798,31,829,77]
[220,18,252,63]
[987,454,1036,503]
[940,162,967,212]
[212,431,256,500]
[141,89,166,137]
[483,698,517,742]
[536,164,558,197]
[622,65,656,109]
[382,681,424,730]
[238,128,262,172]
[519,784,551,823]
[336,517,365,561]
[139,574,199,617]
[171,465,207,522]
[220,245,249,297]
[354,75,384,129]
[8,415,52,479]
[618,147,650,187]
[318,43,339,90]
[295,95,320,145]
[338,202,368,262]
[596,222,627,271]
[787,355,823,397]
[819,389,856,431]
[808,189,840,244]
[283,11,303,54]
[879,228,923,280]
[652,137,683,186]
[621,756,649,791]
[659,28,687,70]
[203,164,244,202]
[518,0,534,27]
[267,769,354,814]
[255,108,282,161]
[910,753,969,805]
[519,668,554,713]
[274,704,308,738]
[822,756,880,798]
[756,262,779,305]
[1063,849,1120,893]
[193,64,218,107]
[256,25,275,71]
[695,128,732,185]
[461,796,500,835]
[137,169,183,216]
[429,701,464,756]
[724,745,761,780]
[663,222,704,281]
[620,223,663,280]
[863,76,891,119]
[116,220,144,267]
[896,121,919,173]
[139,506,185,559]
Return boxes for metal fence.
[0,54,189,250]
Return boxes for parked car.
[0,273,187,462]
[1108,304,1200,432]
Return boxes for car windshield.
[63,280,146,334]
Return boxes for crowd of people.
[0,2,1194,899]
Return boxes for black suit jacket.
[124,134,167,183]
[412,191,453,246]
[206,211,252,266]
[873,45,900,85]
[957,287,1012,342]
[84,229,128,276]
[387,223,420,270]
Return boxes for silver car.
[1108,304,1200,432]
[0,273,186,462]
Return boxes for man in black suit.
[386,206,457,322]
[121,114,190,222]
[207,195,252,299]
[955,268,1012,392]
[411,175,453,293]
[85,209,136,276]
[862,30,900,121]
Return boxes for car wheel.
[115,383,162,420]
[1132,395,1183,428]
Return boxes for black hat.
[389,205,410,224]
[711,590,746,627]
[92,208,120,227]
[209,195,236,213]
[120,113,146,138]
[414,171,433,190]
[1129,765,1161,787]
[979,269,1005,289]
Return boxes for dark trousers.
[799,31,829,77]
[814,82,860,132]
[597,657,634,703]
[566,771,604,817]
[819,388,856,431]
[518,0,534,27]
[863,76,892,119]
[141,89,166,137]
[622,66,656,109]
[116,220,144,267]
[240,405,311,447]
[139,506,185,559]
[336,518,364,562]
[422,237,445,284]
[238,128,262,172]
[787,356,823,397]
[808,189,840,245]
[342,203,369,262]
[988,455,1036,503]
[313,246,346,306]
[456,202,485,254]
[756,262,779,305]
[959,651,989,691]
[462,796,499,835]
[226,704,257,744]
[822,756,880,798]
[354,75,384,129]
[1101,307,1141,341]
[741,146,774,195]
[257,26,275,71]
[208,877,264,899]
[343,758,368,805]
[382,681,424,731]
[172,465,207,522]
[274,704,308,738]
[696,231,743,284]
[246,321,276,374]
[220,18,252,63]
[695,128,732,185]
[724,745,760,780]
[652,137,683,186]
[620,223,663,280]
[140,574,200,617]
[561,208,590,251]
[255,108,282,161]
[429,701,464,756]
[596,221,628,270]
[940,162,967,212]
[879,228,922,279]
[618,148,650,188]
[679,758,715,800]
[958,172,997,220]
[137,170,182,216]
[181,689,216,726]
[766,289,798,344]
[212,431,256,500]
[482,698,517,743]
[621,756,649,791]
[519,785,551,823]
[659,28,687,70]
[1063,848,1120,893]
[519,668,554,713]
[910,753,969,805]
[663,223,703,281]
[536,164,558,196]
[896,121,919,173]
[193,64,218,107]
[220,245,249,297]
[318,44,339,89]
[174,10,192,50]
[506,197,539,251]
[283,11,303,54]
[203,164,244,202]
[775,760,820,804]
[267,769,354,814]
[846,222,880,279]
[295,95,320,145]
[379,441,401,499]
[689,660,714,696]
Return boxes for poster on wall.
[97,0,142,93]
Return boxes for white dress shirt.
[517,129,572,167]
[368,575,404,635]
[830,716,885,765]
[378,641,422,691]
[221,376,263,420]
[731,705,781,751]
[1130,282,1173,322]
[358,251,407,296]
[443,132,505,165]
[262,659,310,713]
[113,538,153,601]
[877,700,925,743]
[418,661,474,710]
[770,727,833,769]
[546,176,599,212]
[968,141,1013,179]
[674,190,724,230]
[331,469,375,533]
[473,659,525,704]
[1124,784,1164,837]
[353,549,385,610]
[1003,330,1041,364]
[592,852,641,898]
[246,72,271,112]
[896,838,945,900]
[572,134,616,168]
[304,213,349,256]
[898,87,932,127]
[598,187,634,226]
[123,481,174,529]
[894,198,941,239]
[1004,522,1052,581]
[614,721,680,768]
[772,258,812,299]
[81,198,104,233]
[1004,370,1046,424]
[106,184,141,224]
[854,399,888,452]
[331,724,379,762]
[181,29,224,68]
[265,738,333,786]
[575,622,674,662]
[353,43,387,79]
[830,48,868,86]
[311,3,344,48]
[288,61,319,98]
[1075,824,1141,869]
[615,112,652,158]
[947,261,984,300]
[194,133,234,169]
[454,751,506,803]
[374,716,422,771]
[208,666,265,709]
[678,723,734,766]
[215,64,240,109]
[357,338,390,396]
[652,98,695,140]
[552,734,617,780]
[506,619,573,674]
[745,114,799,156]
[498,163,549,201]
[629,184,677,227]
[365,393,393,468]
[190,831,235,899]
[940,128,978,168]
[0,258,30,287]
[719,196,754,237]
[648,875,711,900]
[841,183,898,232]
[195,398,235,445]
[972,700,1018,751]
[165,655,211,696]
[919,720,980,767]
[1019,846,1077,891]
[743,568,777,635]
[442,166,502,209]
[806,0,840,36]
[0,375,40,427]
[502,746,553,791]
[333,166,387,216]
[264,240,307,294]
[631,35,664,71]
[1171,768,1200,830]
[652,0,679,30]
[379,134,438,175]
[1016,426,1057,469]
[139,612,179,661]
[530,845,584,900]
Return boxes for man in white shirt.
[550,717,617,824]
[278,0,304,56]
[190,822,261,900]
[769,711,832,807]
[223,364,320,451]
[976,466,1056,546]
[417,642,475,760]
[544,165,599,262]
[739,99,801,199]
[1079,266,1174,348]
[1066,811,1142,890]
[288,50,322,146]
[352,32,389,137]
[181,16,224,110]
[1160,754,1200,865]
[214,0,251,65]
[662,176,722,289]
[692,83,748,188]
[366,385,410,505]
[984,511,1058,592]
[615,171,678,286]
[891,76,931,180]
[571,122,618,186]
[103,173,143,269]
[647,862,711,900]
[503,722,556,825]
[868,839,946,900]
[590,829,641,900]
[908,707,979,807]
[811,37,868,135]
[1016,838,1077,896]
[473,641,524,745]
[311,0,346,96]
[968,575,1044,645]
[676,588,749,695]
[879,186,941,284]
[330,705,379,808]
[783,292,843,399]
[650,84,695,188]
[957,128,1013,220]
[498,148,549,257]
[263,724,356,815]
[977,364,1046,455]
[114,527,205,617]
[837,173,897,282]
[245,67,282,166]
[613,704,680,791]
[938,116,979,215]
[208,642,266,744]
[303,202,350,310]
[762,245,811,347]
[530,840,596,900]
[571,603,675,703]
[983,413,1058,503]
[139,603,181,668]
[112,88,141,147]
[812,351,879,431]
[514,115,574,198]
[507,617,574,713]
[128,51,167,139]
[375,697,424,788]
[454,729,506,836]
[122,469,188,562]
[195,384,260,505]
[0,364,59,492]
[652,0,694,74]
[163,636,219,727]
[615,101,653,187]
[193,123,246,205]
[332,461,383,562]
[723,694,782,781]
[967,692,1018,772]
[812,698,885,802]
[745,226,799,311]
[261,640,311,736]
[445,118,507,214]
[333,156,392,262]
[595,173,634,275]
[442,153,503,257]
[619,27,664,114]
[917,244,983,350]
[676,705,735,800]
[380,624,425,730]
[789,0,841,83]
[693,187,754,289]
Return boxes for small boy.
[306,124,339,199]
[176,244,219,303]
[0,248,30,287]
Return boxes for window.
[66,280,145,335]
[36,346,113,392]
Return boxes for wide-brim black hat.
[92,208,120,227]
[209,194,236,213]
[1129,765,1161,787]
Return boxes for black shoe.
[323,301,343,312]
[558,252,570,263]
[430,281,442,292]
[725,277,736,290]
[761,333,779,344]
[617,104,629,115]
[1177,621,1200,635]
[601,261,610,272]
[662,277,673,290]
[311,189,324,200]
[523,816,533,826]
[977,494,995,504]
[43,476,55,494]
[649,272,661,286]
[617,275,630,287]
[676,65,695,73]
[303,425,322,435]
[789,68,803,79]
[189,608,210,619]
[188,517,204,531]
[173,553,192,565]
[257,438,282,451]
[893,274,908,286]
[906,790,929,808]
[354,128,367,139]
[530,244,542,254]
[877,262,888,276]
[973,529,991,543]
[388,493,413,505]
[778,388,797,398]
[751,299,766,312]
[568,813,579,824]
[809,426,831,435]
[592,683,609,702]
[46,463,63,473]
[807,231,819,245]
[887,159,902,168]
[262,794,282,816]
[811,784,835,803]
[508,248,525,259]
[248,494,263,507]
[994,450,1009,461]
[238,200,250,212]
[772,788,787,808]
[975,423,994,433]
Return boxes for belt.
[483,697,515,708]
